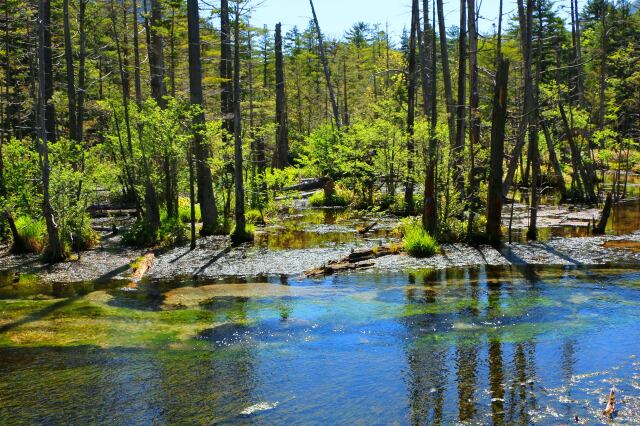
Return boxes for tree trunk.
[62,0,77,141]
[540,117,567,199]
[486,58,510,246]
[187,0,218,235]
[405,0,418,214]
[418,0,432,118]
[38,0,63,261]
[231,5,247,243]
[466,0,480,237]
[132,0,143,105]
[42,0,56,142]
[435,0,456,174]
[423,0,438,234]
[220,0,233,138]
[309,0,341,129]
[559,103,597,202]
[502,0,534,196]
[273,22,289,169]
[149,0,167,108]
[454,0,467,198]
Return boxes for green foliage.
[178,198,201,224]
[308,187,353,207]
[402,222,439,258]
[158,217,187,248]
[246,209,266,225]
[231,224,255,244]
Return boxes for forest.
[0,0,639,259]
[2,0,640,423]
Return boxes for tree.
[404,0,418,214]
[187,0,218,235]
[38,0,63,261]
[274,22,289,169]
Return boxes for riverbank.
[3,227,640,283]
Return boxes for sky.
[249,0,585,41]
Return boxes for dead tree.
[309,0,341,129]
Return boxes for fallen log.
[305,244,399,277]
[130,251,155,282]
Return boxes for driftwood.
[130,251,155,281]
[305,245,398,277]
[593,193,613,235]
[357,221,378,235]
[602,387,616,418]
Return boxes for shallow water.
[1,266,640,424]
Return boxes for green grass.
[14,216,46,254]
[402,222,439,258]
[309,188,352,207]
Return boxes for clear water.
[1,266,640,424]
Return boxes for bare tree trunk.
[559,103,596,202]
[132,0,142,105]
[63,0,77,141]
[540,117,567,199]
[598,6,607,130]
[187,0,218,235]
[273,22,289,169]
[466,0,480,237]
[149,0,167,107]
[231,5,247,242]
[454,0,467,198]
[502,0,534,196]
[309,0,341,129]
[418,0,432,118]
[435,0,456,174]
[42,0,55,142]
[486,58,510,246]
[220,0,233,139]
[423,0,438,235]
[38,0,63,261]
[405,0,418,214]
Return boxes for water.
[2,266,640,424]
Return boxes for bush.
[401,221,439,258]
[62,213,100,252]
[122,220,157,247]
[158,217,187,247]
[246,209,266,225]
[308,187,352,207]
[13,216,46,254]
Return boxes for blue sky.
[249,0,583,41]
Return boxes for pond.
[1,265,640,424]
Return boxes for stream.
[1,265,640,424]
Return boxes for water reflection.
[1,266,640,424]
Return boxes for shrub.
[158,217,187,247]
[402,222,439,258]
[13,216,46,254]
[246,209,266,225]
[308,187,352,207]
[122,220,157,247]
[62,213,100,252]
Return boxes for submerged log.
[305,244,399,277]
[593,193,613,235]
